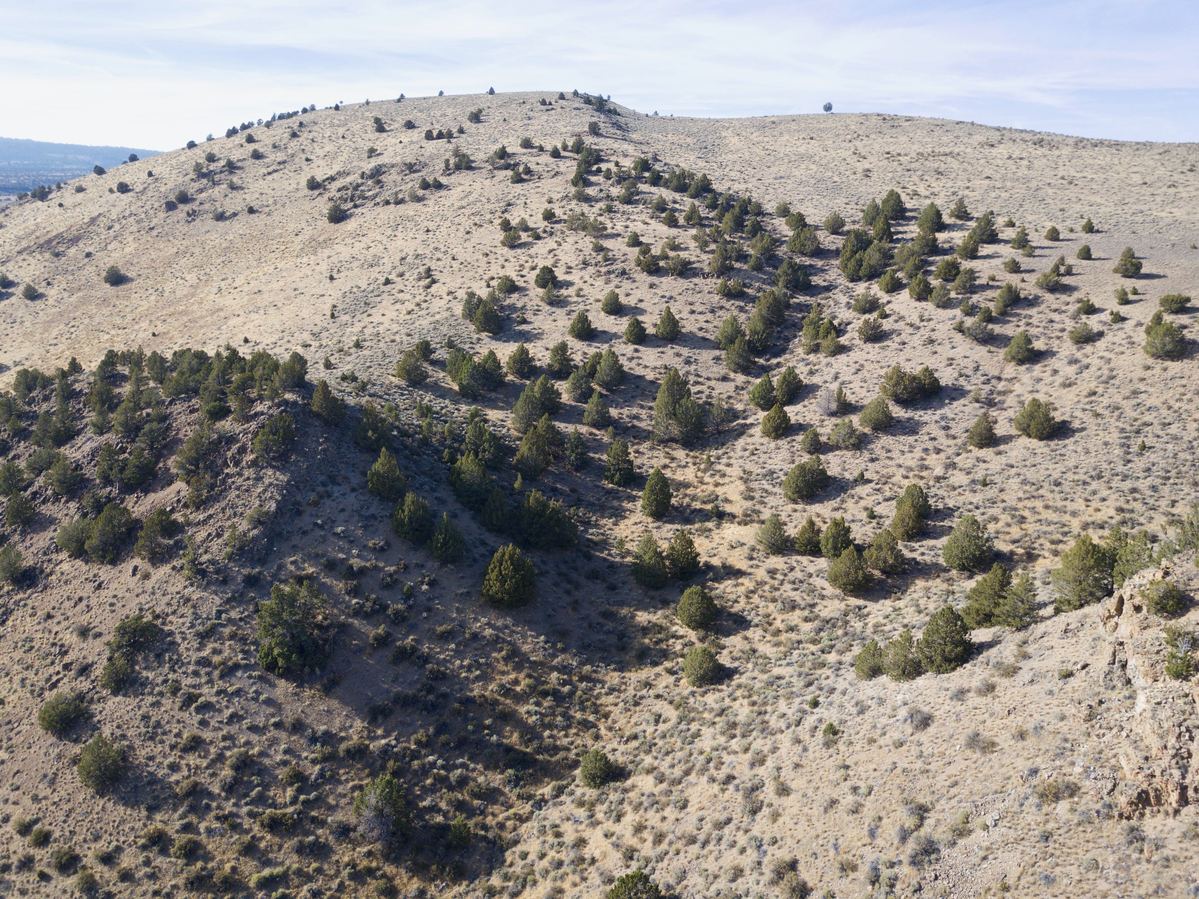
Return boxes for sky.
[1,0,1197,150]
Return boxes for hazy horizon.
[2,0,1197,150]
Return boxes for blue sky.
[1,0,1197,149]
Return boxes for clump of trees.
[855,606,972,680]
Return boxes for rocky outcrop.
[1100,558,1199,817]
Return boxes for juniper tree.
[891,484,931,540]
[604,438,635,486]
[641,468,672,519]
[653,368,704,443]
[665,529,700,579]
[624,317,647,344]
[756,514,790,554]
[942,515,993,572]
[481,544,536,607]
[864,529,905,574]
[967,411,996,448]
[430,513,465,563]
[1013,398,1058,440]
[676,584,717,630]
[655,306,680,340]
[761,404,790,439]
[820,517,853,559]
[829,546,871,595]
[632,534,668,588]
[775,366,801,404]
[367,448,406,502]
[783,456,828,502]
[1051,534,1113,612]
[915,606,972,673]
[393,492,433,544]
[883,629,923,680]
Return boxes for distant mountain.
[0,136,160,193]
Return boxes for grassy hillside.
[1,90,1197,897]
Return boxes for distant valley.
[0,136,159,194]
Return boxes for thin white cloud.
[1,0,1196,147]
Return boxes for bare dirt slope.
[1,92,1198,898]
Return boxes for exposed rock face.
[1100,558,1199,817]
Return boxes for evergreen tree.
[820,517,853,559]
[430,512,465,563]
[624,317,647,344]
[915,606,972,673]
[641,468,672,519]
[481,544,536,607]
[583,389,611,428]
[654,305,680,340]
[1052,534,1113,612]
[604,438,635,486]
[775,366,802,404]
[367,448,406,502]
[760,404,790,439]
[311,379,345,423]
[652,368,704,443]
[882,629,923,680]
[828,546,871,594]
[676,584,717,630]
[756,514,790,554]
[967,411,996,449]
[794,517,821,555]
[749,374,776,410]
[891,484,931,540]
[632,534,668,587]
[783,456,828,502]
[392,492,433,544]
[942,515,993,572]
[665,530,700,579]
[864,529,905,574]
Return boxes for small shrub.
[77,734,126,794]
[102,266,127,287]
[1113,247,1142,277]
[354,773,410,845]
[1159,293,1191,313]
[1144,580,1186,618]
[859,396,894,431]
[579,749,619,788]
[1013,398,1058,440]
[38,692,89,737]
[1143,313,1185,360]
[607,870,663,899]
